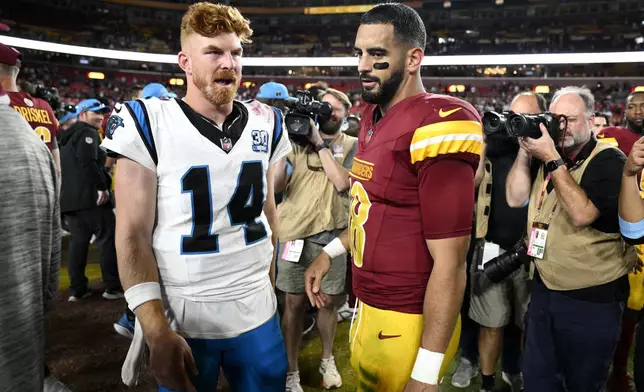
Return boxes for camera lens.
[482,112,504,135]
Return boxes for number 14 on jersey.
[181,161,267,255]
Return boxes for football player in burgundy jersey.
[601,91,644,392]
[305,3,482,392]
[0,43,60,176]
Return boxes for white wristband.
[323,237,347,259]
[410,348,445,385]
[124,282,162,312]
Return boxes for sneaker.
[286,371,304,392]
[319,356,342,389]
[303,315,316,336]
[502,371,524,392]
[113,313,135,339]
[68,289,93,302]
[606,371,635,392]
[451,357,479,388]
[43,375,72,392]
[102,290,125,300]
[337,302,355,322]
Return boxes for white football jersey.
[101,97,291,338]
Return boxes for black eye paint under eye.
[373,62,389,70]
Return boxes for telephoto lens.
[483,240,530,283]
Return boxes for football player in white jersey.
[100,3,291,391]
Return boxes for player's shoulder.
[599,126,630,138]
[413,93,481,123]
[407,94,483,165]
[241,99,280,121]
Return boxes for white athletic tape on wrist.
[410,348,444,385]
[124,282,162,312]
[323,237,347,259]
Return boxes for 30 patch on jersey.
[251,130,269,153]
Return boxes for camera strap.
[533,173,558,224]
[529,173,558,259]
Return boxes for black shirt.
[531,138,628,302]
[484,139,530,250]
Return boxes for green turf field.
[298,320,636,392]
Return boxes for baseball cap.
[0,42,21,67]
[76,98,109,114]
[256,82,289,100]
[142,83,177,99]
[58,104,80,124]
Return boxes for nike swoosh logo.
[378,331,401,340]
[439,107,462,118]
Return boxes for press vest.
[278,133,357,242]
[527,142,634,290]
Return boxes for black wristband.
[313,141,327,152]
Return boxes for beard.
[627,117,644,134]
[360,66,404,106]
[193,69,239,106]
[320,116,343,135]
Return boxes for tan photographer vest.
[527,142,634,290]
[278,133,357,242]
[476,158,493,240]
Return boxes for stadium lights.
[533,85,550,94]
[3,35,644,67]
[448,85,466,93]
[169,78,184,86]
[87,71,105,80]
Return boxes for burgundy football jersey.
[598,126,640,157]
[348,93,482,314]
[9,91,58,151]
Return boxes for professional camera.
[283,90,332,136]
[34,85,62,112]
[482,111,565,144]
[481,240,530,283]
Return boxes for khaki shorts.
[468,243,531,329]
[276,239,346,295]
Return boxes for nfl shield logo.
[221,137,233,152]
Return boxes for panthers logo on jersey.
[105,115,124,140]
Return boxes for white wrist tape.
[124,282,162,312]
[410,348,444,385]
[323,237,347,259]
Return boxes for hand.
[624,136,644,177]
[147,329,198,392]
[402,379,437,392]
[306,119,323,146]
[304,251,332,308]
[634,258,643,274]
[518,123,560,163]
[97,190,109,205]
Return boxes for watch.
[546,158,565,172]
[312,141,327,152]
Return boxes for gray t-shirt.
[0,106,60,391]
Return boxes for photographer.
[274,88,356,392]
[506,86,634,392]
[456,92,546,392]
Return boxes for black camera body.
[283,90,332,137]
[34,85,62,112]
[483,111,564,144]
[481,240,530,283]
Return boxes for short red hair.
[180,2,253,47]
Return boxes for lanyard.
[533,172,558,224]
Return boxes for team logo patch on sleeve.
[105,115,124,140]
[251,130,269,153]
